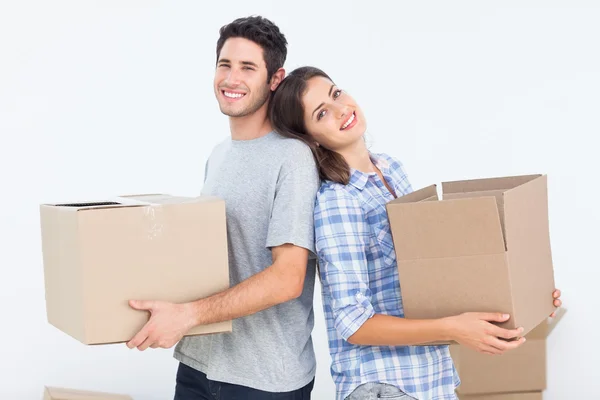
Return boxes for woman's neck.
[337,139,375,174]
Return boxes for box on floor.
[458,392,543,400]
[44,386,133,400]
[451,308,566,396]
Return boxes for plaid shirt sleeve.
[314,187,375,341]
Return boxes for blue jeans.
[346,383,418,400]
[174,362,315,400]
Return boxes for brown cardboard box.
[451,309,565,396]
[385,174,556,337]
[458,392,542,400]
[40,194,231,345]
[43,386,133,399]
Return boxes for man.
[125,16,320,399]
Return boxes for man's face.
[214,37,272,118]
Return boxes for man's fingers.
[129,300,156,311]
[126,323,151,349]
[137,336,155,351]
[553,289,561,299]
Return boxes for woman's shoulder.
[316,180,361,208]
[372,151,407,170]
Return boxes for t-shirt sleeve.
[265,144,320,255]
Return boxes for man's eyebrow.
[241,61,259,67]
[217,59,259,68]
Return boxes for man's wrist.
[185,300,203,328]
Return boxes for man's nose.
[225,69,242,86]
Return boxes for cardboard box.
[451,309,564,396]
[44,386,133,400]
[40,194,231,345]
[385,174,556,337]
[458,392,542,400]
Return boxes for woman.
[269,66,562,400]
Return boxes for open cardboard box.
[40,194,231,345]
[452,308,566,396]
[386,174,556,338]
[44,386,133,400]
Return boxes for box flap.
[388,184,438,204]
[386,196,505,260]
[43,200,146,211]
[41,194,223,211]
[503,174,555,335]
[526,307,567,340]
[442,174,542,194]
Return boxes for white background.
[1,1,597,398]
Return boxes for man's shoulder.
[269,133,316,164]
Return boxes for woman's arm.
[315,187,526,355]
[347,312,525,355]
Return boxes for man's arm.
[126,243,309,351]
[127,143,320,351]
[190,243,308,325]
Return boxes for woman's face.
[301,76,367,151]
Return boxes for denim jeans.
[174,362,315,400]
[346,382,418,400]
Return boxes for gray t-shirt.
[173,131,320,392]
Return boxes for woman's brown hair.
[269,66,351,185]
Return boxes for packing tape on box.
[109,197,164,239]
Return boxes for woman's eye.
[317,110,326,120]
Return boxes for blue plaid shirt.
[314,152,460,400]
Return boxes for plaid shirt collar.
[348,153,392,191]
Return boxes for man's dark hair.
[216,16,288,82]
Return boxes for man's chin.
[219,107,248,118]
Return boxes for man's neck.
[229,104,273,141]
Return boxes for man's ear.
[270,68,286,91]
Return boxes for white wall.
[1,1,597,398]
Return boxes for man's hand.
[445,312,525,355]
[126,300,196,351]
[550,288,562,318]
